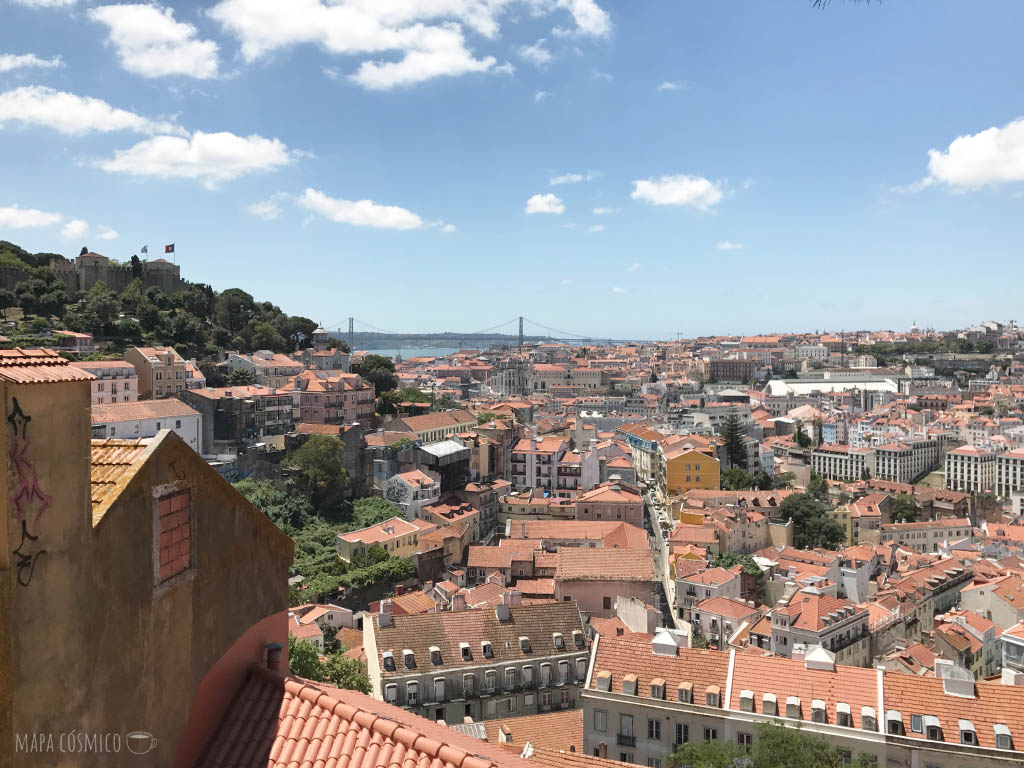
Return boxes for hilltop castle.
[48,250,185,295]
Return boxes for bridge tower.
[348,317,355,352]
[518,316,524,349]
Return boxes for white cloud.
[208,0,608,89]
[611,285,626,294]
[534,90,548,102]
[550,171,598,185]
[626,261,639,271]
[97,226,119,240]
[715,241,743,251]
[559,278,573,285]
[299,188,424,230]
[248,199,282,220]
[0,204,62,229]
[592,206,616,215]
[439,223,456,233]
[322,66,341,80]
[0,53,63,72]
[9,0,75,7]
[592,69,612,82]
[493,61,516,76]
[918,117,1024,190]
[517,38,551,67]
[0,86,183,135]
[525,192,564,214]
[588,224,605,233]
[656,80,685,91]
[61,219,89,240]
[631,174,724,211]
[89,4,219,79]
[98,131,297,188]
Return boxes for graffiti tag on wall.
[8,397,48,586]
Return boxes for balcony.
[616,735,636,747]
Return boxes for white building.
[69,360,138,405]
[873,439,938,484]
[945,445,998,494]
[383,469,442,521]
[90,399,201,451]
[998,448,1024,499]
[811,444,875,482]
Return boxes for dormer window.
[811,700,827,724]
[429,646,442,666]
[553,632,565,650]
[678,682,692,703]
[959,720,976,745]
[482,641,493,658]
[886,711,904,736]
[650,678,666,700]
[573,630,585,649]
[994,724,1013,750]
[861,707,876,732]
[403,649,416,669]
[595,670,612,691]
[706,686,720,708]
[622,674,638,696]
[762,693,777,716]
[520,636,531,653]
[460,642,472,661]
[786,696,801,720]
[836,703,851,728]
[382,651,396,671]
[739,690,754,713]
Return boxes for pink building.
[280,369,375,425]
[554,548,655,618]
[69,360,138,404]
[575,481,644,528]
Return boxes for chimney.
[1002,669,1024,687]
[265,642,284,672]
[452,593,467,612]
[379,599,394,627]
[395,584,405,596]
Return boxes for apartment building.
[180,384,293,454]
[384,469,442,521]
[691,597,759,649]
[675,567,742,622]
[69,359,138,404]
[874,439,938,484]
[364,598,589,723]
[767,589,871,667]
[575,482,644,528]
[583,632,1024,768]
[90,398,201,450]
[661,441,721,497]
[390,409,478,442]
[281,369,376,425]
[945,445,999,493]
[811,444,875,482]
[511,436,569,492]
[933,611,1000,679]
[336,516,436,562]
[960,573,1024,631]
[879,518,973,554]
[997,447,1024,498]
[554,549,656,619]
[124,345,187,399]
[222,349,304,389]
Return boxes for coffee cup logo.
[125,731,158,756]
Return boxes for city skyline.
[2,1,1024,336]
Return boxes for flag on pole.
[140,245,148,254]
[165,243,175,254]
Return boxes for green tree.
[860,467,871,481]
[720,410,748,470]
[807,470,830,502]
[752,471,775,490]
[252,320,289,352]
[436,394,459,410]
[476,412,506,425]
[778,493,845,550]
[721,468,754,491]
[669,722,876,768]
[773,472,796,490]
[889,494,919,524]
[130,254,143,279]
[710,552,762,576]
[322,653,371,694]
[792,421,812,449]
[15,267,67,317]
[387,437,414,458]
[351,497,402,529]
[215,287,256,334]
[226,368,257,386]
[287,434,349,510]
[0,287,17,319]
[354,354,399,393]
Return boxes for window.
[504,697,516,714]
[403,650,416,669]
[382,651,396,671]
[520,636,531,653]
[737,733,752,748]
[603,596,612,610]
[485,670,497,693]
[674,723,688,747]
[406,682,418,706]
[433,678,445,702]
[576,657,587,680]
[558,660,569,685]
[647,719,661,741]
[429,646,442,665]
[175,419,181,428]
[460,643,472,661]
[911,715,923,734]
[703,728,717,742]
[463,673,475,697]
[482,641,493,658]
[553,632,565,650]
[594,709,607,732]
[504,668,516,689]
[647,760,661,768]
[541,691,553,708]
[385,684,398,704]
[523,665,534,688]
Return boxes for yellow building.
[335,516,436,562]
[662,443,720,496]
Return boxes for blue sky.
[2,0,1023,339]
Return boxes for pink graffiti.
[7,398,50,525]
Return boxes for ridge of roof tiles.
[0,347,96,383]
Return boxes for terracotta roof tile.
[0,347,96,384]
[555,549,654,582]
[91,398,200,424]
[89,438,149,525]
[481,710,582,752]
